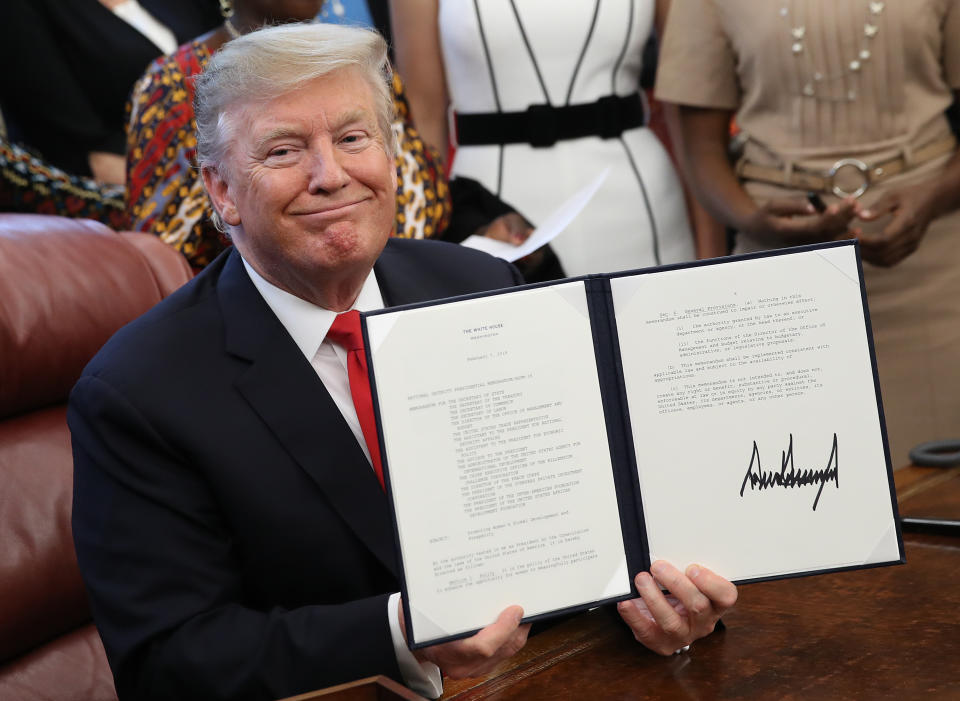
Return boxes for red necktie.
[326,310,384,490]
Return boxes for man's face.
[207,68,396,302]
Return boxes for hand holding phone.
[806,191,827,213]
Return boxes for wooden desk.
[441,466,960,700]
[896,465,960,521]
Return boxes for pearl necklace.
[781,0,886,102]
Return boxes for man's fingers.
[620,564,737,656]
[501,622,531,658]
[685,563,738,612]
[650,561,712,619]
[467,605,525,657]
[424,606,529,679]
[617,598,673,654]
[634,571,688,639]
[454,624,530,678]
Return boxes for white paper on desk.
[460,168,610,262]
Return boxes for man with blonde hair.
[70,22,736,701]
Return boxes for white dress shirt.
[242,258,442,698]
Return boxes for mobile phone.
[806,191,827,213]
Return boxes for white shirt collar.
[241,257,385,362]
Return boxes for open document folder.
[361,241,905,647]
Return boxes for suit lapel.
[216,251,398,576]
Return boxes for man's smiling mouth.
[290,198,369,217]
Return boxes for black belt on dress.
[454,93,645,148]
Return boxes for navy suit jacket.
[69,239,523,700]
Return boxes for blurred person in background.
[1,125,127,227]
[655,0,960,469]
[0,0,221,186]
[390,0,720,277]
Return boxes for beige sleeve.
[944,0,960,88]
[654,0,740,109]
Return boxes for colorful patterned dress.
[126,40,451,268]
[1,136,127,228]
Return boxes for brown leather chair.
[0,214,192,700]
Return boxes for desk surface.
[441,466,960,700]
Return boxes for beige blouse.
[655,0,960,162]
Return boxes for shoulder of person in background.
[125,39,226,268]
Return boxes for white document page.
[366,282,630,644]
[460,168,609,262]
[611,246,901,582]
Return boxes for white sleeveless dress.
[439,0,695,276]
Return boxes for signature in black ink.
[739,433,839,511]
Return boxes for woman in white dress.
[391,0,708,276]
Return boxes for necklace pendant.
[864,23,878,38]
[791,26,806,39]
[869,2,885,14]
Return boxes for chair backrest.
[0,214,192,700]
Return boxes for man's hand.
[855,185,935,266]
[617,561,737,656]
[400,602,530,679]
[741,196,860,247]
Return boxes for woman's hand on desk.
[617,561,737,656]
[402,603,531,679]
